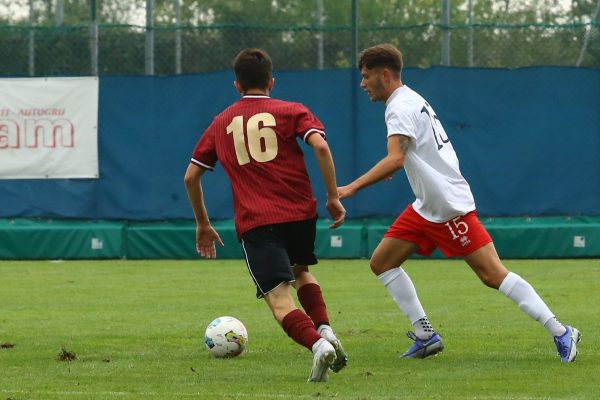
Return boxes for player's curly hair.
[233,48,273,91]
[358,44,403,78]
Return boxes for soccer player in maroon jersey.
[184,48,347,382]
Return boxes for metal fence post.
[90,0,98,76]
[468,0,473,67]
[576,0,600,66]
[28,0,35,76]
[317,0,324,70]
[145,0,154,75]
[175,0,182,74]
[441,0,451,66]
[55,0,64,26]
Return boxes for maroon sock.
[281,309,321,351]
[297,283,329,329]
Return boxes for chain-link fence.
[0,0,598,76]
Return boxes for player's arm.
[183,163,224,258]
[306,133,346,229]
[338,134,410,199]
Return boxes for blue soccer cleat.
[554,325,581,363]
[401,331,444,358]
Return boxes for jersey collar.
[242,95,270,99]
[386,85,407,106]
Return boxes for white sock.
[544,317,567,338]
[413,316,435,339]
[377,267,429,336]
[317,324,338,343]
[498,272,566,337]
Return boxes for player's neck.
[383,82,403,102]
[243,90,269,96]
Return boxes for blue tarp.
[1,67,599,219]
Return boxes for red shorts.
[384,205,492,257]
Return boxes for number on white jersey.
[421,102,450,151]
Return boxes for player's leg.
[293,266,331,333]
[464,241,581,362]
[283,217,348,372]
[241,226,336,381]
[284,218,330,330]
[292,265,348,372]
[462,241,508,288]
[371,236,444,358]
[263,283,336,382]
[292,266,327,327]
[263,282,318,347]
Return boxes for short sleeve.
[385,108,416,140]
[190,123,218,170]
[295,103,326,142]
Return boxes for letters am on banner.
[0,77,99,179]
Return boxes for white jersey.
[385,85,475,222]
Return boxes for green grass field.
[0,259,597,399]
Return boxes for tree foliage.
[0,0,597,75]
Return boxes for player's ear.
[268,78,275,91]
[382,68,391,82]
[383,68,396,87]
[234,80,243,95]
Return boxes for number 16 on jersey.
[227,113,279,165]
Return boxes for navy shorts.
[241,218,318,298]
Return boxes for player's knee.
[479,275,497,289]
[369,260,386,276]
[293,265,313,280]
[477,271,503,289]
[270,306,290,325]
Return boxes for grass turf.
[0,259,597,399]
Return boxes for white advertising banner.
[0,77,99,179]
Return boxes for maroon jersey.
[191,95,325,238]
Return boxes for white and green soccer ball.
[204,316,248,358]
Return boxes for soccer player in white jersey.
[338,43,580,362]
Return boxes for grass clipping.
[57,347,77,362]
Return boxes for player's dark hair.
[358,44,403,77]
[233,48,273,91]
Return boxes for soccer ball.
[204,316,248,358]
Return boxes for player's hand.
[196,223,224,259]
[326,197,346,229]
[337,184,357,200]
